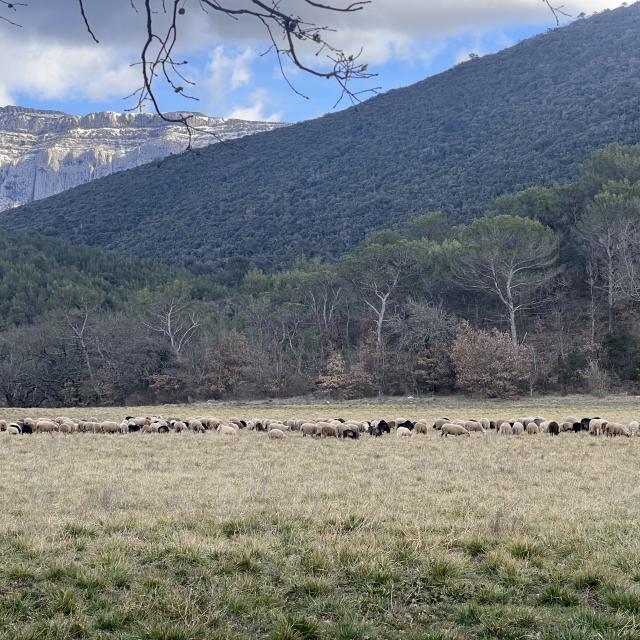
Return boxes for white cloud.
[227,90,283,122]
[0,38,138,101]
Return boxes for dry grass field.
[1,397,640,639]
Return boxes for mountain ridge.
[0,106,285,210]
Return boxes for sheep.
[479,418,491,431]
[605,422,630,438]
[0,420,6,432]
[77,421,97,433]
[499,422,511,435]
[142,422,159,434]
[589,419,607,436]
[396,426,412,438]
[58,422,75,434]
[301,423,319,437]
[396,419,415,431]
[335,423,348,438]
[368,425,383,437]
[189,420,205,433]
[441,423,470,438]
[100,421,121,434]
[526,422,539,435]
[268,428,286,440]
[6,425,20,435]
[464,421,485,433]
[547,421,560,436]
[217,424,238,436]
[21,418,35,434]
[627,420,639,436]
[35,419,58,433]
[511,422,524,436]
[342,428,360,439]
[320,425,337,438]
[561,422,574,433]
[268,422,289,432]
[171,420,187,433]
[414,422,429,435]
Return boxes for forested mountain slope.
[3,4,640,276]
[0,231,197,328]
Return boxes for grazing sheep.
[397,419,415,431]
[396,426,412,438]
[581,417,597,431]
[441,423,470,438]
[35,419,58,433]
[547,421,560,436]
[414,422,429,435]
[268,422,289,432]
[432,418,450,430]
[606,422,630,438]
[58,422,75,434]
[343,428,360,439]
[6,425,20,435]
[479,418,491,431]
[526,422,539,435]
[301,423,319,437]
[369,425,383,437]
[171,421,187,433]
[511,422,524,436]
[320,425,337,438]
[628,421,639,436]
[0,420,6,431]
[499,422,511,435]
[268,428,286,440]
[464,421,485,433]
[375,420,391,434]
[142,423,159,434]
[217,424,238,436]
[100,421,121,434]
[589,419,607,436]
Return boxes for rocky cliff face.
[0,106,285,210]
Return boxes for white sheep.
[441,423,470,438]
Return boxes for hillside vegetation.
[0,230,209,329]
[3,5,640,276]
[5,145,640,407]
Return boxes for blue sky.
[0,1,627,123]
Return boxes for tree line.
[3,144,640,407]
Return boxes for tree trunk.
[607,231,614,334]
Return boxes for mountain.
[3,4,640,277]
[0,106,285,210]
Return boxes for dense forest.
[3,144,640,407]
[2,5,640,282]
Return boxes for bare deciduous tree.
[142,297,201,357]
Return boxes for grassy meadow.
[1,397,640,639]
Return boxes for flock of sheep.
[0,414,638,439]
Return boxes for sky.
[0,0,629,123]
